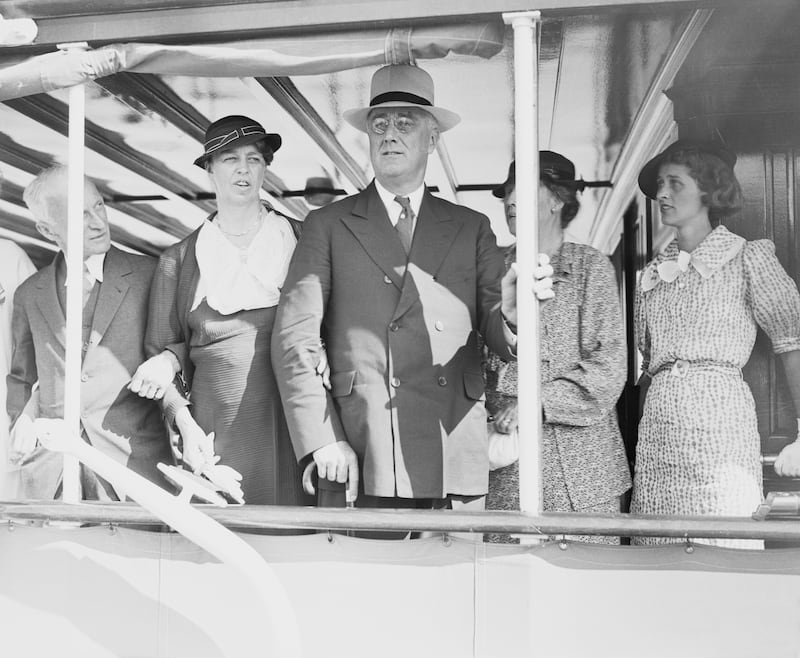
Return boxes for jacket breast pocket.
[463,371,486,401]
[330,370,356,398]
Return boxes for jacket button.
[391,377,400,388]
[383,275,392,284]
[434,320,444,331]
[389,322,399,332]
[438,376,447,386]
[81,373,89,382]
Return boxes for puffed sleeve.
[634,276,651,374]
[541,247,627,426]
[744,240,800,354]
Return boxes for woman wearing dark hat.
[631,139,800,547]
[484,151,631,543]
[130,115,309,506]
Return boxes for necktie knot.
[393,196,414,255]
[394,195,412,217]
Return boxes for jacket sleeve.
[145,245,191,424]
[6,287,36,426]
[475,214,513,359]
[541,251,626,427]
[271,210,346,461]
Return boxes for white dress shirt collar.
[64,251,106,286]
[84,253,106,283]
[374,179,425,228]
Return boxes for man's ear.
[427,127,440,154]
[34,220,55,242]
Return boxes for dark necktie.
[394,196,414,255]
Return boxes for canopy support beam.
[62,80,85,503]
[504,10,543,516]
[589,8,713,254]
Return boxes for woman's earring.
[550,206,557,213]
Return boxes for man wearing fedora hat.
[273,64,517,512]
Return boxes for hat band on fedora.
[370,91,432,107]
[204,125,265,151]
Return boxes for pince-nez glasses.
[368,115,418,135]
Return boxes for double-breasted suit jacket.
[273,183,512,499]
[7,246,172,499]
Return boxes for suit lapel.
[341,184,408,289]
[88,247,130,348]
[394,192,462,319]
[34,259,66,349]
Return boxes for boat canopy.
[0,1,707,266]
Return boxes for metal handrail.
[4,502,800,542]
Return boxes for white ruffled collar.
[192,207,296,315]
[641,225,745,292]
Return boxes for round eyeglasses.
[368,115,418,135]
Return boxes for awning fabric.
[0,21,504,101]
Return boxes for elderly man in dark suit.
[273,64,518,513]
[7,165,172,500]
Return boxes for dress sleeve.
[634,277,651,375]
[145,245,191,423]
[146,245,189,365]
[744,239,800,354]
[540,248,627,426]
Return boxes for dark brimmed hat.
[638,139,736,199]
[492,151,583,198]
[194,115,282,168]
[343,64,461,133]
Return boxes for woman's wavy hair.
[660,148,743,223]
[542,175,580,228]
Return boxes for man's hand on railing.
[312,441,359,504]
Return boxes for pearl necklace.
[216,207,264,237]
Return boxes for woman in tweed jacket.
[485,154,631,543]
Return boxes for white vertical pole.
[503,11,542,516]
[63,82,86,502]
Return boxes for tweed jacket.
[539,242,631,507]
[6,246,172,499]
[272,182,512,499]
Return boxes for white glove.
[774,420,800,477]
[531,253,555,301]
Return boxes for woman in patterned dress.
[631,139,800,548]
[484,153,631,544]
[130,115,310,506]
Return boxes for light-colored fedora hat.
[343,64,461,133]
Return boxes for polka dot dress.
[631,226,800,548]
